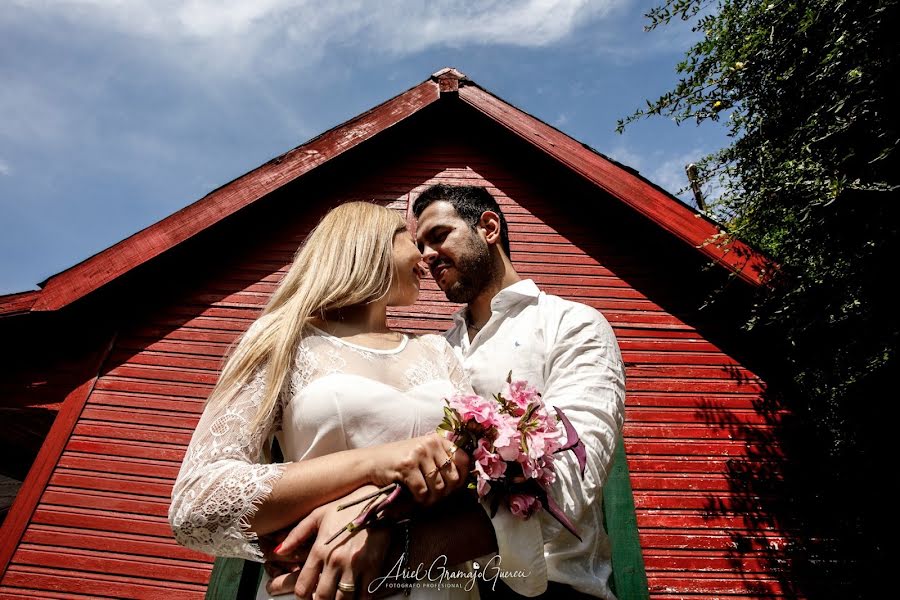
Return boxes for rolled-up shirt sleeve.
[539,304,626,586]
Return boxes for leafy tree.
[621,0,898,595]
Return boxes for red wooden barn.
[0,68,796,599]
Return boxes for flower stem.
[326,483,403,545]
[336,483,398,511]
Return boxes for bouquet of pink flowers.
[327,374,586,544]
[437,374,586,540]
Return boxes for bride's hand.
[368,433,470,506]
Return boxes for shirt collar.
[450,279,540,327]
[490,279,540,310]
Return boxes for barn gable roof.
[0,68,770,317]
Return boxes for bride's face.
[387,230,426,306]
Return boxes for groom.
[411,184,625,599]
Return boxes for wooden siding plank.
[31,506,174,538]
[637,531,792,551]
[57,453,181,479]
[22,525,201,562]
[632,492,783,511]
[79,406,201,429]
[646,573,788,595]
[0,588,103,599]
[624,407,782,425]
[88,391,205,414]
[636,511,787,530]
[49,471,173,498]
[72,421,193,445]
[2,564,207,599]
[623,424,775,441]
[625,440,780,458]
[57,451,180,477]
[65,436,187,462]
[40,488,171,517]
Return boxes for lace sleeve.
[168,367,288,562]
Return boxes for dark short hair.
[412,184,512,258]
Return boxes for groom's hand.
[260,528,308,588]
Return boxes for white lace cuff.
[170,461,287,561]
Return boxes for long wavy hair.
[207,201,407,429]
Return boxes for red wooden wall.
[0,104,792,598]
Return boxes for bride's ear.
[478,211,502,246]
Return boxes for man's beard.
[440,235,494,304]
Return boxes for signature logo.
[368,554,530,593]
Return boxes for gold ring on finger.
[337,581,356,593]
[439,455,453,470]
[446,443,458,457]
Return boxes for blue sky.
[0,0,728,295]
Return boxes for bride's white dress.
[169,328,489,599]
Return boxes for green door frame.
[604,437,650,599]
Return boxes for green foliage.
[622,0,898,592]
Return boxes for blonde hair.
[208,201,407,429]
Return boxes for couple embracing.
[169,184,625,600]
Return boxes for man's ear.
[478,211,502,246]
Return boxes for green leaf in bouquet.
[441,406,460,427]
[521,402,541,425]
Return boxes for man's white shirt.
[445,279,626,599]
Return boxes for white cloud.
[6,1,625,74]
[0,159,11,176]
[0,1,629,165]
[381,0,619,52]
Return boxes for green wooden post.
[604,436,650,600]
[206,557,262,600]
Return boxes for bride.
[169,202,497,599]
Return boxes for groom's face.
[415,201,493,304]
